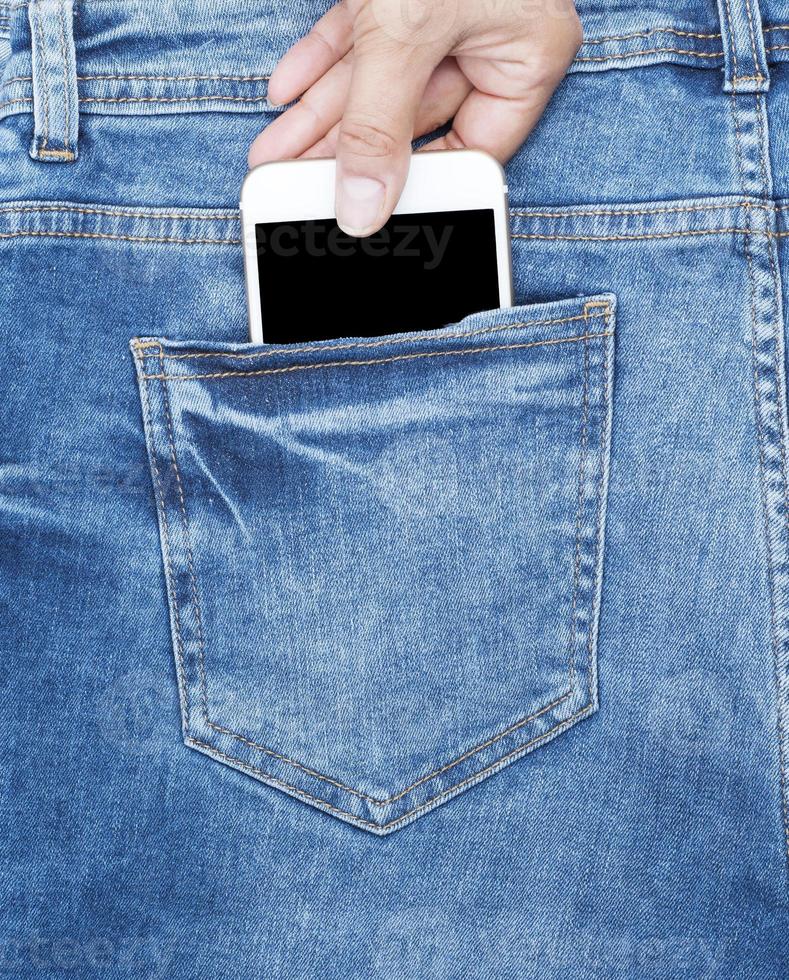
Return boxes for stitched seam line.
[143,331,613,381]
[743,0,762,73]
[575,47,723,63]
[0,229,781,247]
[58,0,69,150]
[567,333,591,690]
[758,99,789,864]
[150,309,609,362]
[724,0,739,77]
[32,1,49,148]
[0,229,240,244]
[79,95,270,104]
[0,204,239,220]
[137,357,190,730]
[581,27,720,44]
[152,321,611,812]
[510,200,774,218]
[187,702,596,832]
[158,347,212,732]
[204,691,574,807]
[512,229,764,241]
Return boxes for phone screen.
[255,208,500,343]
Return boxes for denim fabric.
[2,0,789,977]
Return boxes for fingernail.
[336,176,386,237]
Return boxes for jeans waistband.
[1,0,788,161]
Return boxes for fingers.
[249,55,352,166]
[423,85,554,161]
[266,2,353,107]
[425,32,580,162]
[251,57,471,165]
[334,38,442,236]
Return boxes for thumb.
[335,36,439,237]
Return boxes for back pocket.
[132,294,615,834]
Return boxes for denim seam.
[581,27,720,44]
[2,73,272,83]
[733,86,789,869]
[511,201,776,218]
[186,703,598,834]
[755,93,789,865]
[0,204,240,220]
[137,352,190,732]
[31,1,48,148]
[0,227,783,245]
[568,337,591,692]
[136,316,612,822]
[141,331,613,381]
[575,47,723,63]
[149,308,609,362]
[80,95,270,104]
[156,345,212,732]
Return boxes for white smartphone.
[240,149,513,344]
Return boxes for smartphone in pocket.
[241,150,513,344]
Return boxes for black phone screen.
[255,208,500,344]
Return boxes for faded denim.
[2,0,789,977]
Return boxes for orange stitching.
[575,47,723,62]
[205,691,574,807]
[0,203,238,220]
[2,73,270,86]
[742,0,761,74]
[732,74,766,82]
[143,331,614,381]
[568,334,590,691]
[136,349,190,730]
[188,701,596,832]
[36,148,74,159]
[513,228,759,241]
[767,44,789,51]
[0,229,239,244]
[723,0,739,78]
[58,0,70,150]
[154,309,609,361]
[158,349,212,727]
[581,26,721,45]
[765,24,789,31]
[0,97,32,109]
[32,0,49,148]
[78,72,270,82]
[0,228,777,247]
[79,94,269,104]
[510,201,774,219]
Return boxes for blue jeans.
[2,0,789,976]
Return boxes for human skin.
[248,0,582,237]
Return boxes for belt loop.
[28,0,79,162]
[717,0,770,93]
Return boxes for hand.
[248,0,582,237]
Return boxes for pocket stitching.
[138,304,613,827]
[140,330,612,382]
[156,326,600,803]
[138,307,609,362]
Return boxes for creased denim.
[1,0,789,977]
